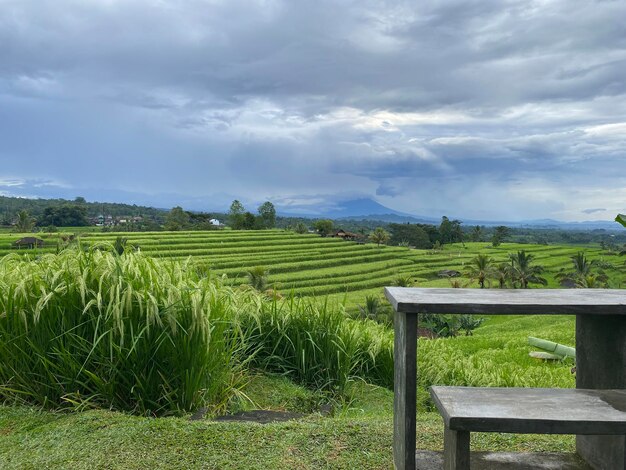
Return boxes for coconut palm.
[576,274,606,288]
[14,210,34,232]
[465,254,496,288]
[495,263,510,288]
[555,252,607,287]
[508,250,547,288]
[369,227,390,247]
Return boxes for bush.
[0,250,243,415]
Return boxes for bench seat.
[430,386,626,469]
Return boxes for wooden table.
[384,287,626,470]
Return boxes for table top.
[384,287,626,315]
[430,386,626,434]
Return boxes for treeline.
[0,195,165,225]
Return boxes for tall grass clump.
[0,249,243,415]
[239,296,395,394]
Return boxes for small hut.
[332,229,360,241]
[14,237,44,249]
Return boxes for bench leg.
[443,428,470,470]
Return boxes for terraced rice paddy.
[1,229,624,307]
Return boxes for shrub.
[0,250,243,416]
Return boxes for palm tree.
[14,210,35,232]
[495,263,510,288]
[508,250,547,288]
[556,252,605,287]
[470,225,482,242]
[369,227,390,247]
[465,254,495,288]
[247,266,269,291]
[576,274,606,288]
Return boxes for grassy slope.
[0,379,573,470]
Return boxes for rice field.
[2,229,624,308]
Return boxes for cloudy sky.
[1,0,625,221]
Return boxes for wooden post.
[576,314,626,470]
[394,310,417,470]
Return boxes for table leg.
[443,428,470,470]
[394,310,417,470]
[576,314,626,470]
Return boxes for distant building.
[332,229,360,241]
[14,237,44,249]
[210,218,221,226]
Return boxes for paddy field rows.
[1,229,624,307]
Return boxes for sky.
[1,0,625,221]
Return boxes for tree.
[439,216,463,244]
[492,226,510,247]
[294,222,308,234]
[556,251,609,288]
[369,227,390,247]
[470,225,483,242]
[465,254,496,288]
[164,206,190,231]
[242,212,257,230]
[495,263,510,288]
[439,216,452,244]
[388,223,432,249]
[229,200,245,230]
[38,205,88,227]
[508,250,547,288]
[257,201,276,229]
[314,219,334,237]
[14,210,34,232]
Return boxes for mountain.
[279,198,623,231]
[278,198,439,223]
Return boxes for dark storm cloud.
[0,0,625,220]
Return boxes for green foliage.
[240,296,393,392]
[470,225,483,242]
[393,274,414,287]
[246,266,270,291]
[439,216,463,244]
[13,210,35,232]
[229,200,246,229]
[616,214,626,228]
[491,225,510,247]
[257,201,276,229]
[357,294,381,320]
[465,253,496,288]
[164,206,190,231]
[242,211,257,230]
[38,205,89,227]
[368,227,390,246]
[388,223,432,248]
[508,250,547,288]
[314,219,334,237]
[294,222,308,234]
[0,250,243,415]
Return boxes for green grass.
[0,378,575,470]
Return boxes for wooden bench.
[430,386,626,470]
